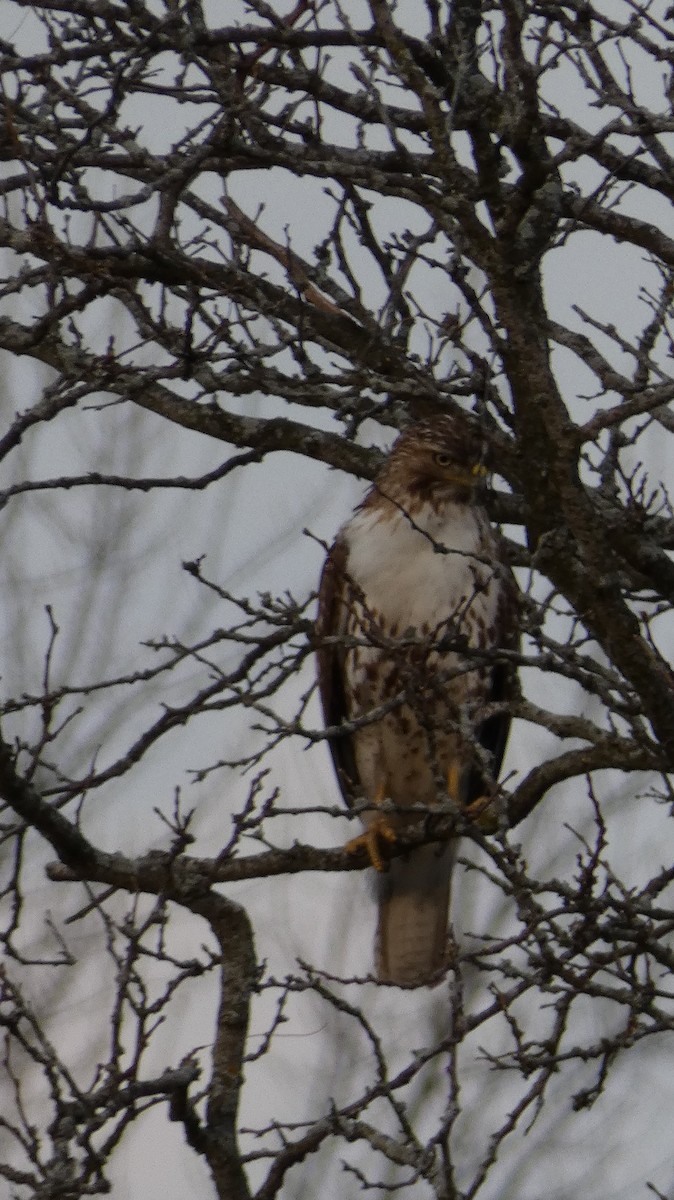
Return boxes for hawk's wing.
[469,564,519,802]
[315,536,360,807]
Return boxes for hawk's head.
[371,414,489,510]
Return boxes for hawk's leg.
[345,781,397,872]
[447,760,463,805]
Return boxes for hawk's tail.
[375,843,456,986]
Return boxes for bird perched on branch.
[316,414,517,986]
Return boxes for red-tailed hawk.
[316,414,517,986]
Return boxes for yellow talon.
[345,813,397,872]
[463,793,498,833]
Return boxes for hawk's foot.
[345,815,397,872]
[447,762,499,832]
[463,794,498,833]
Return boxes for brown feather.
[316,536,361,802]
[376,844,455,985]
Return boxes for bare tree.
[1,1,674,1196]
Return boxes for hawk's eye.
[434,452,453,467]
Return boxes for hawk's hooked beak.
[443,462,489,489]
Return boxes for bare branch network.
[1,1,674,1198]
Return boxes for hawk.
[316,414,517,986]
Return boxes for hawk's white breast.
[343,500,499,637]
